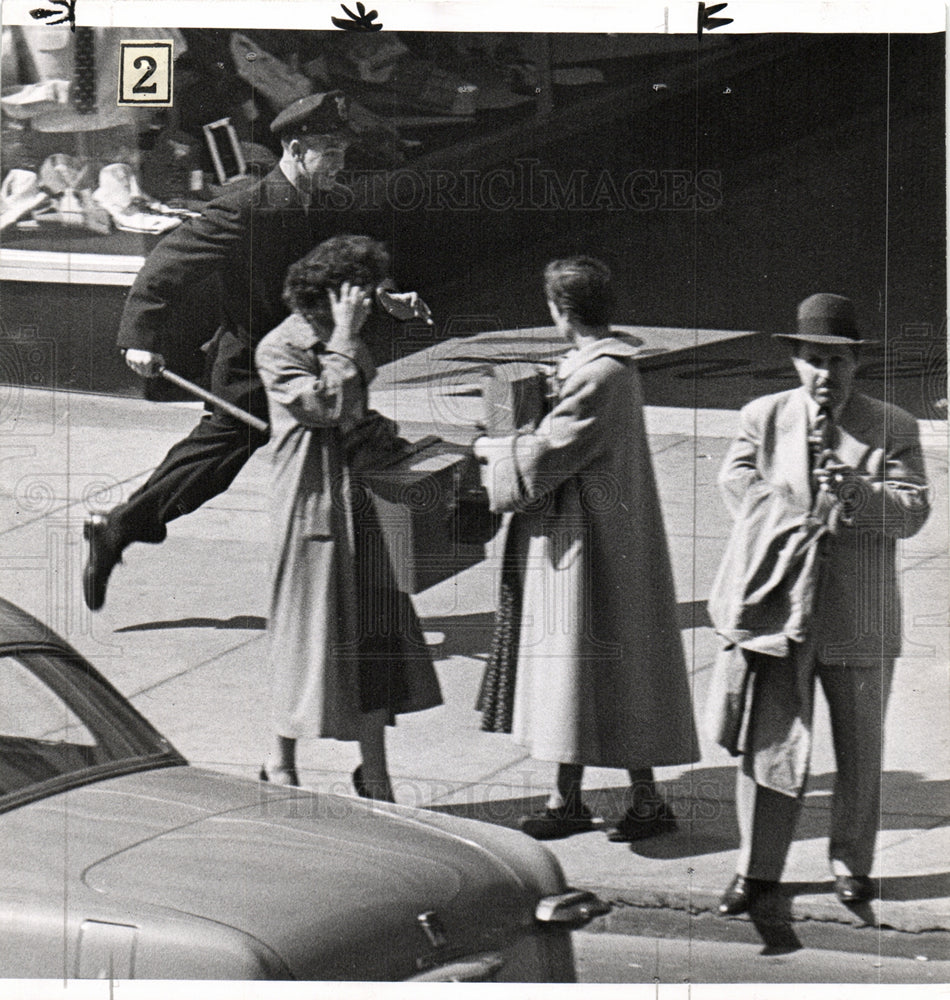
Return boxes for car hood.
[76,767,541,979]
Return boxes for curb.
[576,884,950,961]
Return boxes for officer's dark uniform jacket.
[117,166,333,415]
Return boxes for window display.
[1,25,198,259]
[0,24,642,264]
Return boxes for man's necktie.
[72,27,97,115]
[808,406,835,497]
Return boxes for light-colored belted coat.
[475,336,699,769]
[255,314,442,741]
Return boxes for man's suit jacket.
[117,168,339,411]
[717,386,929,665]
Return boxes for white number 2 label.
[118,41,173,106]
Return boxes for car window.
[0,654,106,795]
[0,649,180,805]
[0,655,95,744]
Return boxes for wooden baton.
[158,367,269,434]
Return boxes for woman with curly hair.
[255,235,442,798]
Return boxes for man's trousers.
[110,405,270,548]
[736,652,894,881]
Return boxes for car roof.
[0,597,186,785]
[0,597,78,654]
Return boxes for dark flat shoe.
[519,803,594,840]
[259,763,299,786]
[834,874,874,905]
[717,874,779,916]
[82,514,123,611]
[607,799,678,842]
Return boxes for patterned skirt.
[476,522,525,733]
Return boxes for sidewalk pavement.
[1,324,947,958]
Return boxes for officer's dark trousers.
[110,406,270,547]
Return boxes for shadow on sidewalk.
[804,770,950,823]
[420,612,495,659]
[428,765,950,868]
[428,791,550,831]
[427,778,736,847]
[115,615,266,632]
[676,600,714,629]
[784,872,950,903]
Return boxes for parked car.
[0,598,607,981]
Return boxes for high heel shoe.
[352,765,395,802]
[352,765,369,798]
[259,763,299,787]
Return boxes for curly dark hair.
[543,256,614,327]
[283,235,391,324]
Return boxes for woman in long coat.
[474,256,698,840]
[255,235,442,798]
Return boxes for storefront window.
[0,26,689,264]
[1,28,536,257]
[1,26,200,259]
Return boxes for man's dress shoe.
[834,874,874,905]
[82,514,123,611]
[717,875,778,916]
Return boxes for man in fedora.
[708,293,930,915]
[83,92,378,610]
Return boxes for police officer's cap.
[270,91,352,138]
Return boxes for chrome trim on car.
[406,952,505,982]
[416,910,447,949]
[535,889,611,926]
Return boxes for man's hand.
[815,456,871,522]
[123,349,166,377]
[327,281,372,354]
[815,456,858,494]
[472,435,512,465]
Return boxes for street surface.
[574,931,950,984]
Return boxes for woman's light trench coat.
[256,314,442,740]
[476,336,698,768]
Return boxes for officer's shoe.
[82,514,123,611]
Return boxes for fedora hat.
[773,293,877,346]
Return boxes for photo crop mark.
[29,0,76,31]
[332,2,383,32]
[698,2,733,35]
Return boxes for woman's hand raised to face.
[327,281,373,353]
